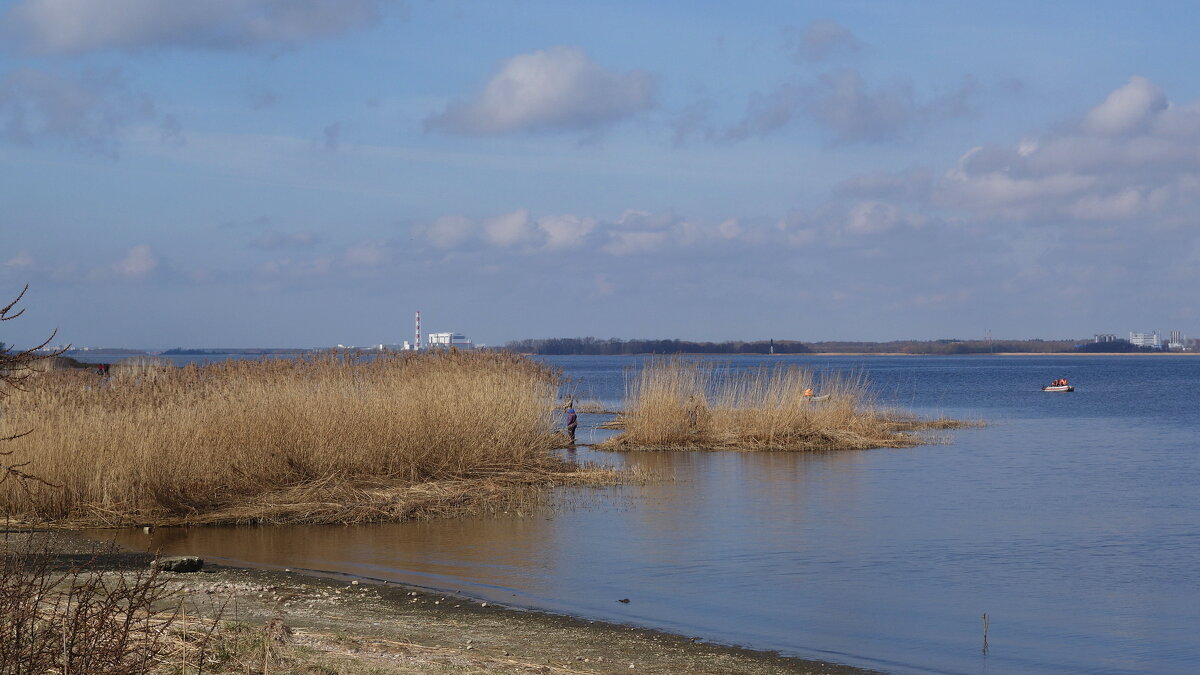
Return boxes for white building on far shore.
[426,332,474,350]
[1129,331,1162,349]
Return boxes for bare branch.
[1,286,66,398]
[1,286,64,498]
[0,284,28,321]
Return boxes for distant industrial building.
[426,332,474,350]
[1087,330,1191,351]
[400,311,474,350]
[1129,331,1162,350]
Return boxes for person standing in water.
[565,408,578,443]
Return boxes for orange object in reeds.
[0,351,603,526]
[600,359,966,452]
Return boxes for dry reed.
[0,351,610,526]
[600,359,970,452]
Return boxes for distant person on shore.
[565,408,577,443]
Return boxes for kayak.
[803,394,831,402]
[1041,385,1074,392]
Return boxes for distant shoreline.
[806,353,1200,357]
[533,351,1200,357]
[59,348,1197,359]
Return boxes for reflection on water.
[92,355,1200,675]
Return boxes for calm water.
[95,355,1200,674]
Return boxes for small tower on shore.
[414,311,421,351]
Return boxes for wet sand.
[6,528,878,674]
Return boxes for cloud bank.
[724,70,976,144]
[425,46,656,135]
[932,76,1200,226]
[1,0,384,54]
[0,67,154,153]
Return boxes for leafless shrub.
[0,286,60,399]
[0,540,200,673]
[1,286,64,504]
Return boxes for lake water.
[93,354,1200,674]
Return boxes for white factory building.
[1128,331,1162,349]
[403,312,474,350]
[425,332,474,350]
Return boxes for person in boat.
[803,388,814,398]
[565,407,577,443]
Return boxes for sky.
[3,1,1200,349]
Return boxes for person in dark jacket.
[565,408,578,443]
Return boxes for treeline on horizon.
[503,337,811,355]
[502,337,1153,355]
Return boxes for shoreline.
[530,351,1199,357]
[10,527,878,674]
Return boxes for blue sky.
[3,0,1200,348]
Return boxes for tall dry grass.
[601,359,964,452]
[0,351,604,526]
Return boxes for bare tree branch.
[1,286,64,496]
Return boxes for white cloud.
[343,242,388,267]
[483,209,534,247]
[930,76,1200,226]
[537,214,596,249]
[113,244,159,279]
[601,230,667,255]
[425,46,655,135]
[1063,187,1163,222]
[615,209,677,230]
[1082,76,1166,136]
[725,69,975,143]
[717,218,741,239]
[409,207,818,258]
[808,70,916,142]
[2,0,383,54]
[844,201,907,235]
[424,215,475,249]
[4,252,34,268]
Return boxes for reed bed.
[0,351,612,526]
[600,359,972,452]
